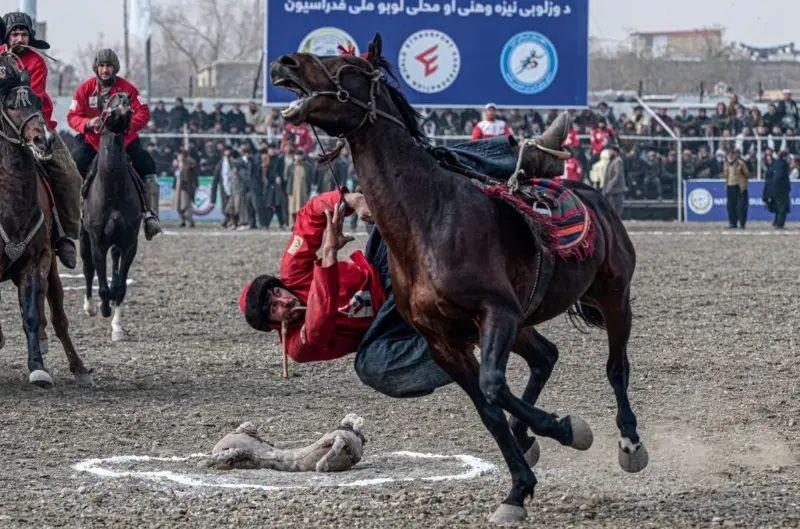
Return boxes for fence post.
[756,134,762,180]
[677,137,683,222]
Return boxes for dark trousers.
[726,186,748,227]
[264,206,287,228]
[354,230,453,398]
[72,136,156,178]
[774,194,790,227]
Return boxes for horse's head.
[522,112,573,179]
[270,34,414,138]
[98,92,133,135]
[0,53,52,160]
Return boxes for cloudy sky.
[0,0,797,64]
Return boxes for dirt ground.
[0,221,798,528]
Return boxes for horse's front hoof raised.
[488,503,527,524]
[83,297,97,317]
[29,369,54,389]
[618,438,649,473]
[566,415,593,450]
[74,371,95,388]
[523,437,540,467]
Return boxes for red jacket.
[590,127,612,155]
[67,76,150,151]
[282,123,313,153]
[471,119,512,140]
[279,191,386,363]
[0,45,56,129]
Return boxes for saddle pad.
[478,178,596,260]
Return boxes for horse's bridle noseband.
[93,92,131,135]
[0,86,48,152]
[304,55,407,137]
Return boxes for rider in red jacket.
[67,49,161,240]
[1,11,82,268]
[240,190,452,397]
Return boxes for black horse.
[80,92,140,342]
[270,35,646,523]
[0,53,93,387]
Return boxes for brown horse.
[270,35,646,523]
[0,53,93,388]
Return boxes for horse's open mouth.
[27,143,52,161]
[274,77,310,120]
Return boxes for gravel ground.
[0,221,798,528]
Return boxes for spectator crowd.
[63,91,800,228]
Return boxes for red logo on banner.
[415,45,439,77]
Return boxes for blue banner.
[684,179,800,222]
[264,0,588,108]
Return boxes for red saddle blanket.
[477,178,596,260]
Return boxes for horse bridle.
[0,86,48,152]
[93,92,131,135]
[304,55,407,137]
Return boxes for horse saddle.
[428,136,521,184]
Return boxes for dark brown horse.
[270,35,646,523]
[0,53,93,388]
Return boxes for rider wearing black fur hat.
[0,11,82,268]
[67,48,162,240]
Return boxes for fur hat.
[3,11,49,50]
[239,275,288,332]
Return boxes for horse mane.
[373,56,430,146]
[0,54,23,97]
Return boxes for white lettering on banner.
[282,0,572,17]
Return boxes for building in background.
[629,28,723,60]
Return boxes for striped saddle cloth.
[477,178,596,260]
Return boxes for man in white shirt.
[471,103,512,140]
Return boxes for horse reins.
[93,92,130,135]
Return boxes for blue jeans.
[354,230,453,398]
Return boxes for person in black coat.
[168,97,189,131]
[766,150,791,228]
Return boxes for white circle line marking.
[72,451,496,491]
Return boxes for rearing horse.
[0,53,93,388]
[270,35,647,523]
[80,92,140,342]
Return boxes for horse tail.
[104,211,122,238]
[567,301,605,332]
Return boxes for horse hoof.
[111,329,125,342]
[74,372,95,388]
[488,504,527,524]
[523,437,540,467]
[618,438,649,473]
[83,298,97,317]
[29,370,54,388]
[567,415,593,450]
[100,303,112,318]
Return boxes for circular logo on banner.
[500,31,558,94]
[298,27,359,56]
[688,188,714,215]
[399,30,460,94]
[193,186,215,216]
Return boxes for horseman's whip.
[281,321,289,379]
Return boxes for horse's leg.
[478,303,592,450]
[433,346,534,523]
[18,264,52,388]
[508,328,559,467]
[111,241,137,342]
[110,245,121,299]
[46,260,94,387]
[598,290,649,472]
[80,228,97,316]
[36,279,48,356]
[92,242,112,318]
